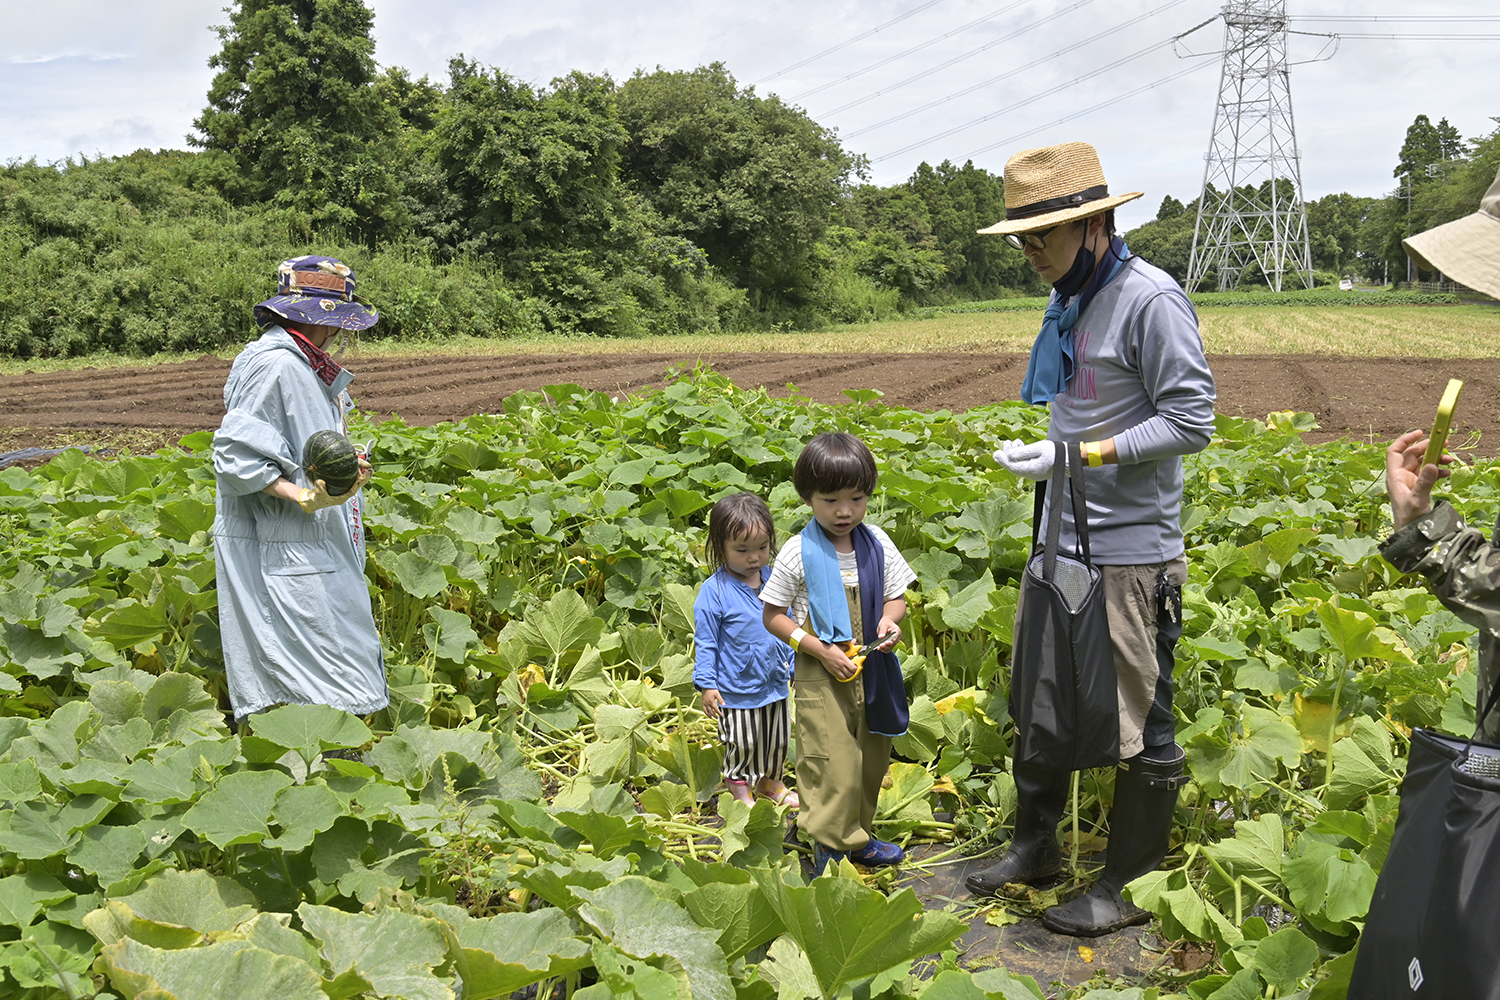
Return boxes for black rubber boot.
[965,762,1069,896]
[1041,744,1186,937]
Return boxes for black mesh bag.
[1349,681,1500,999]
[1009,441,1119,772]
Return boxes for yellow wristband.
[789,627,808,651]
[1086,441,1104,468]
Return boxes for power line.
[950,58,1219,164]
[665,0,806,66]
[1288,14,1500,21]
[826,0,1192,120]
[1323,33,1500,39]
[719,0,886,73]
[791,0,1035,102]
[755,0,949,85]
[841,0,1196,137]
[865,33,1192,157]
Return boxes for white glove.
[991,439,1024,465]
[996,440,1059,481]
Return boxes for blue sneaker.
[850,838,905,867]
[813,843,848,876]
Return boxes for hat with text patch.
[253,255,379,331]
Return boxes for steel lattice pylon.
[1186,0,1313,292]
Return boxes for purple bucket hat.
[253,255,379,331]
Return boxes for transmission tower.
[1185,0,1313,292]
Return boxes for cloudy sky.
[1,0,1494,231]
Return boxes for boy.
[761,432,916,875]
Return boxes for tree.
[1156,195,1186,221]
[1305,192,1374,275]
[1436,117,1465,161]
[1394,114,1443,181]
[616,63,861,307]
[190,0,405,240]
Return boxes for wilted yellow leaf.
[985,907,1020,928]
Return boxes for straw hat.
[1403,165,1500,299]
[977,141,1143,235]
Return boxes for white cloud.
[1,0,1494,232]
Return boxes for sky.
[1,0,1495,232]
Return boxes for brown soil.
[0,352,1493,455]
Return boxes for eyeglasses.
[1003,224,1063,251]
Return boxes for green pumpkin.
[302,430,360,497]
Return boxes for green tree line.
[1,0,1493,358]
[1128,113,1500,288]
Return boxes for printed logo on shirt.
[1067,328,1099,401]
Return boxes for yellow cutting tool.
[835,632,901,682]
[1424,379,1463,470]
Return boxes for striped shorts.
[718,698,790,783]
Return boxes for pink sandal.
[758,781,800,809]
[724,779,756,805]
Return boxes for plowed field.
[1,352,1494,453]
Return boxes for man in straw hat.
[212,255,386,724]
[969,142,1217,936]
[1383,163,1500,740]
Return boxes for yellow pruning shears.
[835,632,901,682]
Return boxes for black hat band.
[1005,184,1110,221]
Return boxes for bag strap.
[1066,441,1091,565]
[1466,677,1500,755]
[1041,442,1068,583]
[1031,478,1046,550]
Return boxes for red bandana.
[284,327,345,387]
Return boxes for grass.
[0,303,1496,377]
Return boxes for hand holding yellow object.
[835,631,902,682]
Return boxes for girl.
[693,492,798,807]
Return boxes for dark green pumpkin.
[302,430,360,497]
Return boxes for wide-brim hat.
[977,141,1144,236]
[253,255,379,331]
[1403,165,1500,299]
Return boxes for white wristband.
[789,627,808,651]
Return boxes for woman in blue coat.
[212,255,385,722]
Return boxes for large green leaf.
[264,783,346,852]
[576,878,734,1000]
[752,870,966,999]
[1252,925,1318,995]
[0,795,112,860]
[1283,839,1377,928]
[86,870,257,950]
[659,582,699,640]
[934,571,994,632]
[181,770,295,849]
[246,704,372,766]
[681,881,785,962]
[0,871,73,928]
[70,824,149,886]
[298,903,454,1000]
[97,938,324,1000]
[446,907,592,1000]
[517,589,604,658]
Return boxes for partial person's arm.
[1382,501,1500,637]
[762,604,860,681]
[1099,291,1218,465]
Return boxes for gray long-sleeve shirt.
[1042,255,1217,565]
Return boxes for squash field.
[0,366,1489,999]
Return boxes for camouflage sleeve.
[1381,501,1500,637]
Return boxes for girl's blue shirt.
[692,566,793,709]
